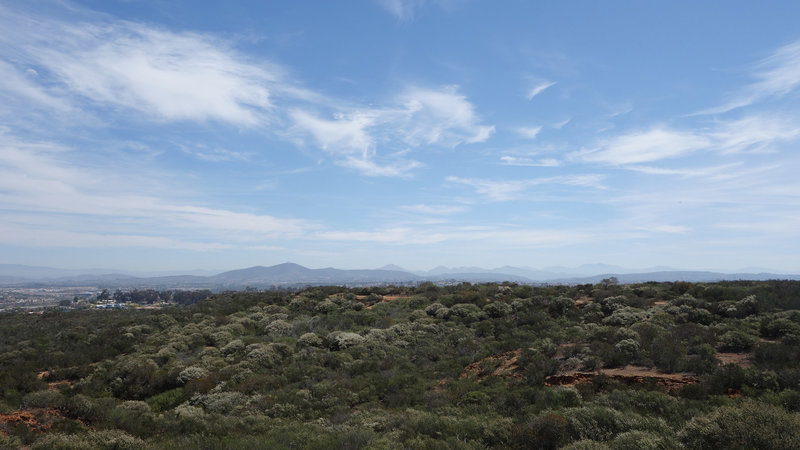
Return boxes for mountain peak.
[378,264,408,272]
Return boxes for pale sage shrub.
[297,332,324,348]
[177,366,209,385]
[265,319,293,336]
[327,331,365,350]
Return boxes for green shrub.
[610,430,677,450]
[717,330,758,352]
[679,401,800,450]
[32,430,144,450]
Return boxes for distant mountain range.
[0,262,798,289]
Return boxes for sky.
[1,0,799,273]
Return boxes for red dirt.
[461,349,522,381]
[36,371,74,390]
[716,352,751,367]
[546,365,698,391]
[364,295,410,309]
[0,408,63,435]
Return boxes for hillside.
[1,280,800,448]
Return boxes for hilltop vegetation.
[2,280,800,449]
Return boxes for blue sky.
[1,0,799,273]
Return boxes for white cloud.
[515,125,543,140]
[399,86,495,146]
[338,156,422,177]
[581,128,710,165]
[710,115,800,153]
[640,225,689,234]
[290,109,376,156]
[626,163,742,180]
[526,80,556,100]
[375,0,457,20]
[581,114,800,168]
[41,25,275,125]
[0,134,315,248]
[314,227,446,244]
[446,174,605,201]
[0,4,324,129]
[398,204,468,215]
[1,6,494,179]
[696,40,800,115]
[0,61,73,113]
[182,146,254,162]
[289,85,492,176]
[314,224,593,248]
[501,156,561,167]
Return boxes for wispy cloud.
[0,61,74,114]
[515,125,543,140]
[0,134,316,249]
[526,80,556,100]
[289,85,492,176]
[625,162,742,180]
[314,224,594,248]
[338,156,423,178]
[0,9,286,126]
[579,114,800,166]
[579,128,710,165]
[399,86,495,146]
[695,39,800,115]
[398,204,468,215]
[182,146,254,163]
[375,0,458,21]
[710,115,800,154]
[290,109,376,156]
[446,174,605,201]
[500,156,561,167]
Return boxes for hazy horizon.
[1,1,799,273]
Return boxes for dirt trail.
[546,365,698,391]
[361,295,410,309]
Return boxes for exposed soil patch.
[0,408,63,435]
[36,371,74,391]
[555,343,588,359]
[546,365,698,391]
[574,296,593,308]
[716,352,751,367]
[363,295,411,309]
[461,349,522,381]
[653,301,669,306]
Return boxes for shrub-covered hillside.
[2,280,800,449]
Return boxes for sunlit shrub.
[679,401,800,449]
[611,430,677,450]
[32,429,144,450]
[327,331,365,350]
[483,301,512,318]
[297,332,324,348]
[602,307,650,327]
[191,390,249,415]
[425,303,446,316]
[221,338,245,356]
[265,319,293,337]
[717,330,758,352]
[177,366,208,386]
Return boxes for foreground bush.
[679,401,800,449]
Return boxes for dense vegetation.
[2,280,800,449]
